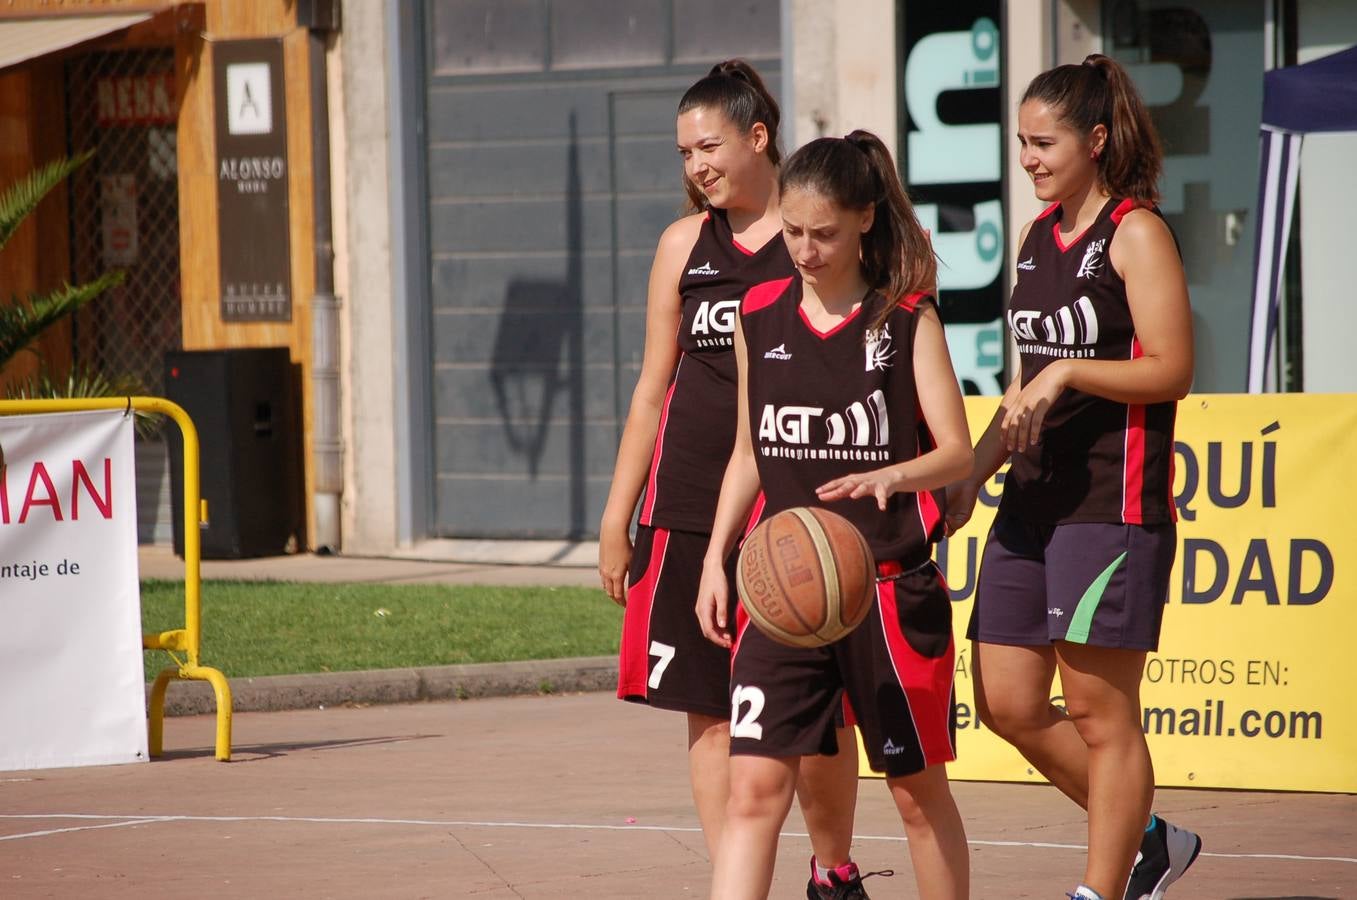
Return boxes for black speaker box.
[164,347,303,559]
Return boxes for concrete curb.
[148,656,618,716]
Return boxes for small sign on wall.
[99,174,137,267]
[213,39,291,322]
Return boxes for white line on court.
[0,818,166,842]
[1,814,1352,865]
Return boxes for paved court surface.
[1,693,1352,899]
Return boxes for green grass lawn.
[140,580,622,681]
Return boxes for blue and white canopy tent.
[1247,44,1357,392]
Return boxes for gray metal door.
[420,0,778,539]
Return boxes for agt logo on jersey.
[691,299,738,348]
[763,343,792,361]
[864,323,895,371]
[1008,296,1101,359]
[1076,239,1106,279]
[757,390,890,462]
[687,261,720,276]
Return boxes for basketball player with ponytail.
[598,61,866,896]
[945,55,1201,900]
[696,130,973,900]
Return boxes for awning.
[1247,44,1357,393]
[0,12,155,72]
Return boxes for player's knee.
[887,767,951,830]
[726,768,795,821]
[975,694,1040,742]
[1062,699,1141,749]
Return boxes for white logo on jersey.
[1017,256,1036,271]
[757,405,822,444]
[687,261,720,276]
[1008,296,1099,356]
[1076,238,1106,279]
[1048,607,1065,618]
[691,299,738,336]
[864,323,895,371]
[757,391,890,461]
[883,738,906,756]
[763,343,792,360]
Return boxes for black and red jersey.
[639,208,794,532]
[740,278,944,565]
[1000,197,1179,526]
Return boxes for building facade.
[0,1,1350,555]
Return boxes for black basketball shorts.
[617,525,737,719]
[966,514,1176,651]
[728,560,957,778]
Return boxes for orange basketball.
[736,507,876,648]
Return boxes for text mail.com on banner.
[0,409,146,771]
[897,394,1355,794]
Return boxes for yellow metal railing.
[0,397,232,761]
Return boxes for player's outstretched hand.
[943,479,980,536]
[598,525,633,607]
[816,466,903,511]
[695,557,733,649]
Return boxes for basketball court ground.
[1,691,1352,898]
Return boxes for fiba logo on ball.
[736,507,876,648]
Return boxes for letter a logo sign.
[226,62,273,135]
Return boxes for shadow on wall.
[488,113,587,538]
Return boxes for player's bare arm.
[696,315,761,647]
[598,214,704,604]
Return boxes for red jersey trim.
[1121,338,1147,524]
[1035,202,1061,221]
[876,578,957,764]
[641,357,684,524]
[742,277,794,315]
[731,604,752,675]
[1052,217,1099,253]
[1110,198,1143,225]
[742,492,767,538]
[616,527,671,701]
[898,291,930,313]
[731,235,757,256]
[798,302,863,339]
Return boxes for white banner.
[0,410,146,770]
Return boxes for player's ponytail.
[780,130,937,333]
[678,59,782,211]
[1022,54,1162,203]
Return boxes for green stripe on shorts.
[1064,551,1128,644]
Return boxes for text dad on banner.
[925,394,1354,794]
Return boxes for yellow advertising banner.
[866,394,1357,793]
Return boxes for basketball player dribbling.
[944,55,1202,900]
[695,130,973,900]
[598,61,867,898]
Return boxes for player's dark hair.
[780,129,937,333]
[1023,53,1162,203]
[678,59,781,211]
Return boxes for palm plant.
[0,151,124,375]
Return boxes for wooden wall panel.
[1,0,320,545]
[176,3,316,543]
[30,56,74,380]
[0,67,39,390]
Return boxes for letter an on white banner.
[0,410,147,770]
